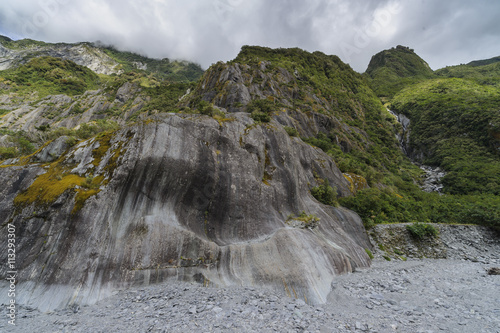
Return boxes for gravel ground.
[2,258,499,333]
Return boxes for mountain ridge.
[0,35,204,81]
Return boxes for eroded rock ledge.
[0,113,371,311]
[368,223,500,263]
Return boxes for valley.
[0,36,498,320]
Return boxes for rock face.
[0,42,121,74]
[368,223,500,262]
[419,165,446,193]
[0,113,371,311]
[0,82,147,132]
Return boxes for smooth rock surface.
[0,114,371,311]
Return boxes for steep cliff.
[0,112,371,311]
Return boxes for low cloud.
[0,0,499,71]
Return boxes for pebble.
[2,259,500,333]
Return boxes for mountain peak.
[365,45,432,78]
[364,45,434,98]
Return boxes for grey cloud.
[0,0,499,71]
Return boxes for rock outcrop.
[0,113,371,311]
[368,223,500,262]
[0,42,121,75]
[0,82,148,132]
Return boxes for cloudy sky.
[0,0,499,72]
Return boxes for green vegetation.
[340,179,500,230]
[287,211,320,229]
[0,36,203,82]
[12,128,124,215]
[302,131,419,188]
[13,167,85,207]
[311,180,338,206]
[232,46,420,190]
[365,45,435,99]
[0,120,119,161]
[143,81,195,113]
[328,46,499,233]
[230,46,499,231]
[0,56,100,97]
[436,61,500,82]
[391,78,500,195]
[101,45,203,82]
[246,99,279,123]
[467,56,500,67]
[0,130,36,159]
[0,40,498,235]
[0,36,52,50]
[0,147,17,160]
[284,126,298,137]
[365,248,374,259]
[233,45,387,121]
[406,222,439,240]
[250,111,270,123]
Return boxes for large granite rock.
[0,113,371,311]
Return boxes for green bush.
[406,222,439,240]
[247,99,277,114]
[193,100,213,115]
[250,111,271,123]
[311,180,338,206]
[284,126,299,137]
[287,211,320,229]
[0,147,17,160]
[14,135,35,155]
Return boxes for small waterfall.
[388,109,446,193]
[388,109,411,156]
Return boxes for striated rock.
[192,61,299,113]
[33,136,71,163]
[0,88,142,132]
[0,114,371,311]
[115,82,141,104]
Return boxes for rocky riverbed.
[2,259,499,333]
[3,224,499,333]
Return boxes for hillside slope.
[186,46,417,188]
[0,35,203,81]
[355,46,500,228]
[390,78,500,195]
